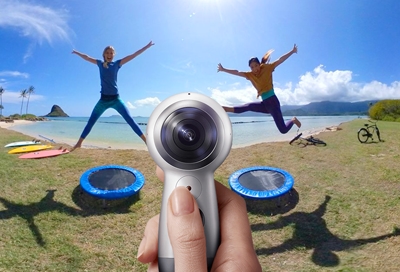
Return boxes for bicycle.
[357,120,382,143]
[289,132,327,147]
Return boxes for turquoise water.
[9,115,362,150]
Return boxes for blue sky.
[0,0,399,117]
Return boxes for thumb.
[167,186,207,272]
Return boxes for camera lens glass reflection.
[161,107,217,164]
[175,121,203,150]
[179,126,196,143]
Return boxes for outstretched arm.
[273,44,298,67]
[71,50,97,65]
[120,41,154,66]
[217,63,246,78]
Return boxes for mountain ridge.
[227,100,376,116]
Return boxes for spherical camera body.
[146,92,232,271]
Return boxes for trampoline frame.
[228,166,294,200]
[80,165,145,199]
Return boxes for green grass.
[1,119,400,271]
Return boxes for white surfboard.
[4,140,41,148]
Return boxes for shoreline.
[1,119,345,151]
[0,120,148,150]
[232,124,344,148]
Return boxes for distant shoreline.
[0,119,148,150]
[1,119,348,151]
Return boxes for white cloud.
[161,60,197,75]
[2,91,44,104]
[291,65,356,103]
[211,65,400,106]
[126,101,136,109]
[0,0,73,61]
[210,85,257,106]
[133,97,161,107]
[0,71,29,78]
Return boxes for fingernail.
[171,187,194,216]
[137,236,146,259]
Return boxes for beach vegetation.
[19,89,28,116]
[0,86,4,116]
[369,99,400,122]
[25,86,35,115]
[0,119,399,271]
[20,114,41,121]
[1,113,47,122]
[9,113,21,119]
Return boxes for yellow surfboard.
[8,145,53,154]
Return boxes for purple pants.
[233,95,294,134]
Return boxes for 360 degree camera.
[146,92,232,272]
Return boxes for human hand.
[217,63,225,72]
[137,167,262,271]
[292,44,298,54]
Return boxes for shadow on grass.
[252,195,400,267]
[359,140,384,144]
[71,185,141,214]
[0,187,141,247]
[245,188,299,216]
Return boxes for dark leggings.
[233,95,294,134]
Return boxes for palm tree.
[19,89,28,116]
[26,86,35,115]
[0,86,4,116]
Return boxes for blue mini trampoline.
[80,165,145,200]
[229,166,294,200]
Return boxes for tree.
[369,99,400,122]
[19,89,28,116]
[26,86,35,114]
[0,86,4,116]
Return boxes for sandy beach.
[0,119,35,129]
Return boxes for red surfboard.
[19,147,69,159]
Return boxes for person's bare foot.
[70,138,83,152]
[70,144,81,152]
[223,106,234,113]
[292,117,301,128]
[140,134,147,144]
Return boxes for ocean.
[8,115,362,150]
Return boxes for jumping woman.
[70,41,154,151]
[217,44,301,134]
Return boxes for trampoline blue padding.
[228,166,294,200]
[80,165,145,199]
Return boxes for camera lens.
[175,121,202,150]
[180,127,196,143]
[161,107,217,164]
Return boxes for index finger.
[212,181,261,271]
[215,181,253,244]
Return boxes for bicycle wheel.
[307,136,327,147]
[357,128,369,143]
[289,133,303,145]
